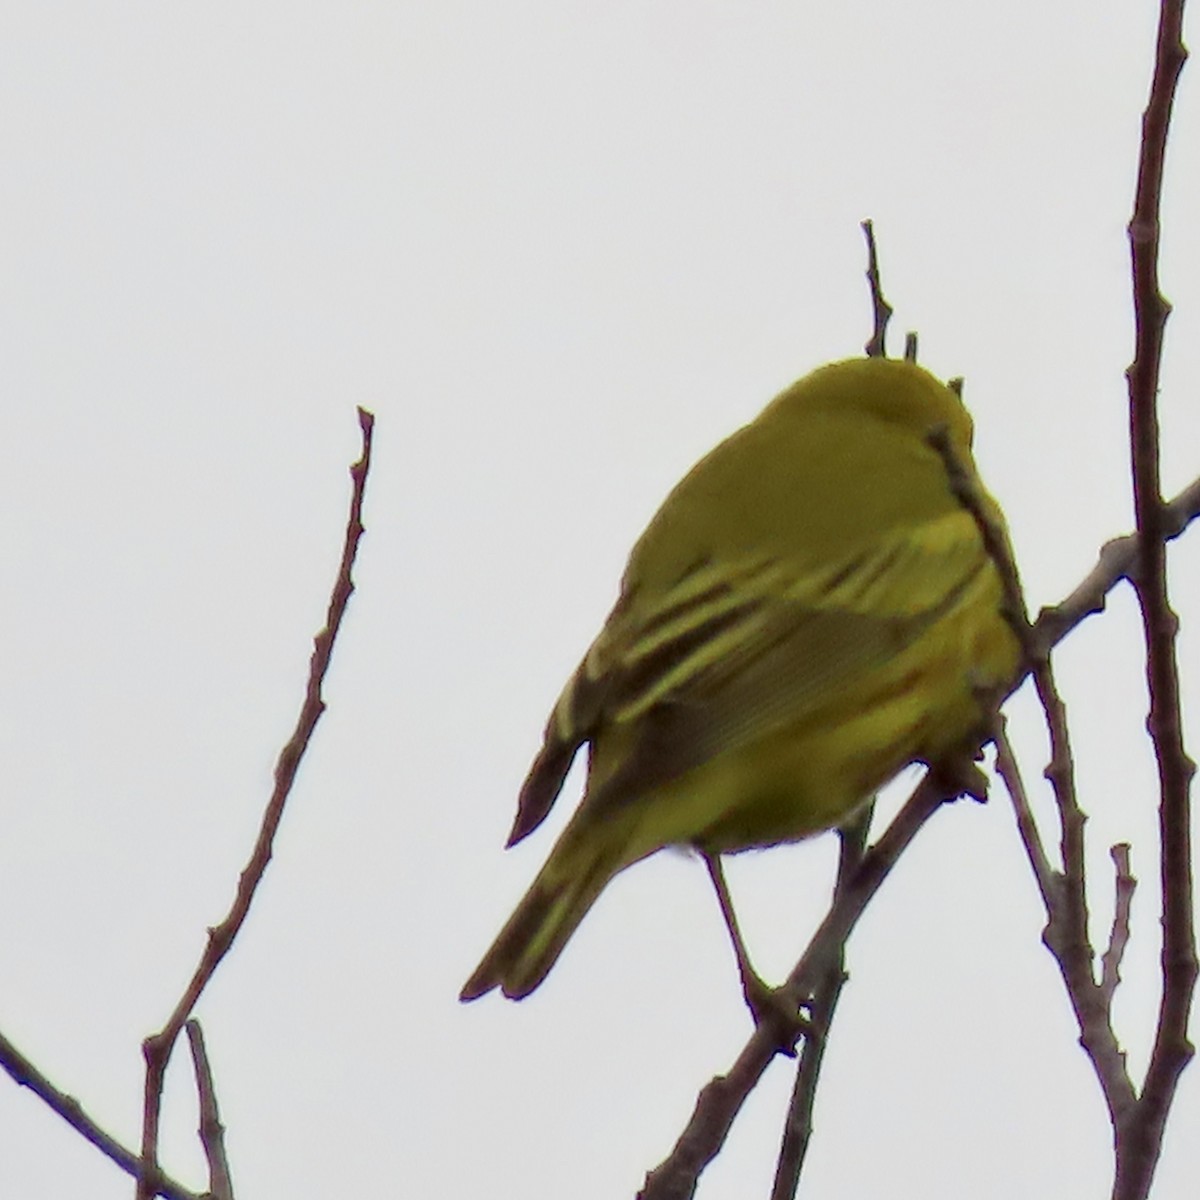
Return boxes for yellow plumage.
[461,357,1020,1003]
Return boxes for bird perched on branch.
[460,356,1021,1027]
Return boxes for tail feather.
[506,735,579,848]
[460,824,627,1001]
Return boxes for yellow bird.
[461,356,1020,1018]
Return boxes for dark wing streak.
[506,578,770,846]
[586,541,989,812]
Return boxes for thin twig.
[1100,845,1137,1005]
[1034,473,1200,649]
[946,411,1107,1123]
[1115,2,1197,1195]
[185,1021,235,1200]
[993,719,1137,1117]
[941,388,1135,1120]
[925,422,1034,651]
[860,219,892,358]
[1028,646,1095,1043]
[769,807,868,1200]
[638,777,949,1200]
[931,404,1136,1118]
[0,1027,202,1200]
[992,719,1056,909]
[136,409,375,1199]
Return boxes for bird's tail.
[460,817,632,1002]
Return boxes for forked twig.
[135,408,375,1200]
[1113,2,1197,1195]
[768,809,867,1200]
[992,722,1136,1116]
[641,456,1200,1198]
[0,1028,202,1200]
[639,777,949,1200]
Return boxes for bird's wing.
[578,507,998,809]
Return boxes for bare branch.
[136,409,375,1199]
[925,421,1033,650]
[1028,647,1093,1015]
[993,718,1056,908]
[1100,845,1137,1005]
[993,719,1137,1120]
[636,456,1200,1198]
[1114,2,1197,1194]
[860,219,892,358]
[931,420,1134,1124]
[1034,474,1200,648]
[0,1028,201,1200]
[185,1021,235,1200]
[639,778,949,1200]
[769,808,868,1200]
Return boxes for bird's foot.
[928,753,990,804]
[742,975,817,1057]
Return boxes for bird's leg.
[702,852,814,1055]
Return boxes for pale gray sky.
[1,3,1198,1198]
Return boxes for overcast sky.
[1,3,1198,1198]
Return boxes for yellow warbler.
[461,356,1020,1010]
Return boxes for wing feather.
[583,509,992,808]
